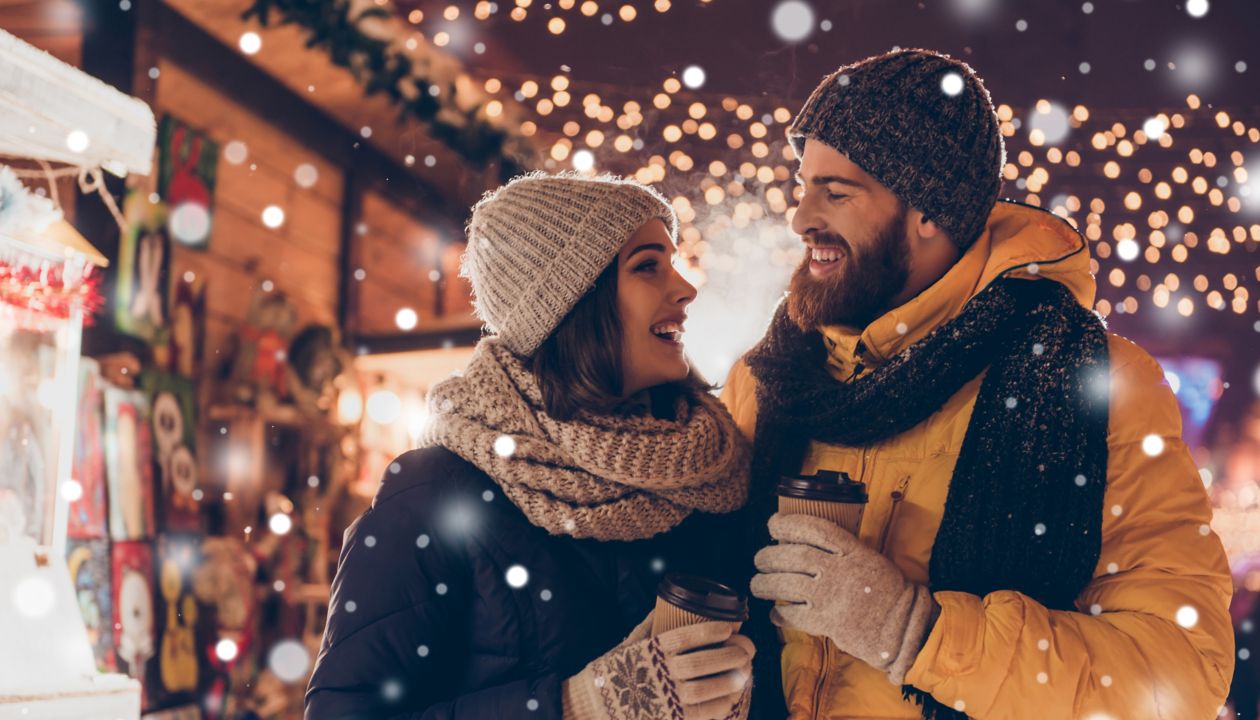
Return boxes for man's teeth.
[811,247,842,263]
[651,322,683,340]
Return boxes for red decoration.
[0,255,103,329]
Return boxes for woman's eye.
[635,260,658,273]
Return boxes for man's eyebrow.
[795,173,865,188]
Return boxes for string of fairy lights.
[394,0,1259,325]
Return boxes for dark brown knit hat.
[788,48,1005,251]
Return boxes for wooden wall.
[151,60,344,371]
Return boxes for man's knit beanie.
[462,171,678,357]
[788,48,1004,251]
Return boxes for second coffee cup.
[652,573,749,636]
[776,470,869,535]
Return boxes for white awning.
[0,27,155,176]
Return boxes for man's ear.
[908,207,950,246]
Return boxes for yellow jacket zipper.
[811,637,831,720]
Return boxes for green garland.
[244,0,527,180]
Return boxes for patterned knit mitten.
[562,619,754,720]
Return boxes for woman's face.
[616,218,697,397]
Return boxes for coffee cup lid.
[776,470,868,502]
[656,573,748,622]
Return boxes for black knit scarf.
[740,277,1110,720]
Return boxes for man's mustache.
[802,232,851,253]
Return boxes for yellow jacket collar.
[820,201,1095,379]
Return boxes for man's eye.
[827,193,847,202]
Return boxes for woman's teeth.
[651,322,683,341]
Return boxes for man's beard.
[786,207,911,331]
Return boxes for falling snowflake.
[364,535,377,548]
[1038,638,1050,651]
[417,644,430,657]
[482,490,495,502]
[540,589,553,602]
[1034,523,1046,536]
[771,0,815,43]
[1106,562,1119,574]
[345,600,358,613]
[268,640,311,683]
[506,565,529,588]
[1100,674,1113,687]
[1075,474,1088,487]
[435,583,448,595]
[417,534,430,548]
[1141,435,1165,457]
[1036,671,1048,684]
[1175,605,1199,628]
[941,72,964,96]
[527,698,540,711]
[381,679,403,702]
[494,435,517,458]
[1005,397,1018,409]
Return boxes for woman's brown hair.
[530,258,709,421]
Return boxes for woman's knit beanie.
[462,171,678,356]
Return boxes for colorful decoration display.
[157,115,218,250]
[112,540,157,708]
[144,372,201,533]
[67,538,116,673]
[68,357,109,539]
[104,385,156,541]
[115,191,171,341]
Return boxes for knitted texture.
[751,513,942,686]
[422,338,750,541]
[462,171,678,356]
[788,48,1004,251]
[743,278,1110,720]
[563,620,751,720]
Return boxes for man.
[722,49,1235,719]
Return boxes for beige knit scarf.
[421,339,751,541]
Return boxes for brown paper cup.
[778,495,865,535]
[652,596,714,636]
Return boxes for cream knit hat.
[462,171,678,356]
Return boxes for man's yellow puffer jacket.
[721,202,1234,719]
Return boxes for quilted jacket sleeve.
[304,462,565,720]
[904,338,1235,719]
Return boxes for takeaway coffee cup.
[652,573,749,636]
[776,470,868,535]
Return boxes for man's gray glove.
[750,513,940,684]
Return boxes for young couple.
[306,49,1234,720]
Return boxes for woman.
[306,173,756,719]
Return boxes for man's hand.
[749,513,940,684]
